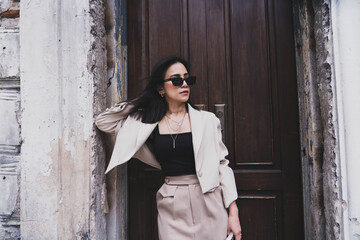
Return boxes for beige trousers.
[156,174,228,240]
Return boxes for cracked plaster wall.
[20,0,107,239]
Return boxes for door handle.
[214,104,226,143]
[194,104,206,110]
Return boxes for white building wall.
[331,0,360,238]
[20,0,106,238]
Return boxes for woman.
[95,57,242,240]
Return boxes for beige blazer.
[95,102,238,208]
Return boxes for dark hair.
[127,56,198,123]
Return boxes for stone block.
[0,89,20,147]
[0,30,19,79]
[0,0,12,14]
[0,172,18,215]
[0,18,19,28]
[0,154,20,240]
[0,226,20,240]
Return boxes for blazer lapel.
[188,104,203,167]
[135,121,158,149]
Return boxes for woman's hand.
[228,201,242,240]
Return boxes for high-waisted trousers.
[156,174,228,240]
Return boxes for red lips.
[180,90,189,94]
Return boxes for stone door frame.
[103,0,342,239]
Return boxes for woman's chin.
[167,96,189,104]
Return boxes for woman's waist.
[164,174,199,185]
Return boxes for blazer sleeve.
[95,102,133,134]
[214,116,239,208]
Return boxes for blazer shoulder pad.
[198,109,218,122]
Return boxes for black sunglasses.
[163,76,196,86]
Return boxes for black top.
[150,125,196,176]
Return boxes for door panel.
[238,193,282,240]
[231,0,274,165]
[148,0,182,66]
[127,0,304,239]
[188,0,208,107]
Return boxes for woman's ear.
[158,87,165,96]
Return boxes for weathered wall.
[312,1,343,239]
[293,0,326,238]
[20,0,107,239]
[0,0,20,239]
[293,0,360,239]
[90,0,108,239]
[103,0,129,239]
[331,0,360,238]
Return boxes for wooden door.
[127,0,304,239]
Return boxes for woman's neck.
[167,102,186,114]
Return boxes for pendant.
[173,139,176,148]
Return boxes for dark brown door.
[127,0,304,239]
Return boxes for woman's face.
[159,62,191,105]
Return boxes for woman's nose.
[181,79,188,87]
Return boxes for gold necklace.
[165,111,187,148]
[165,112,187,131]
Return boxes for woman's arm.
[228,201,242,240]
[95,102,132,133]
[213,116,238,208]
[213,116,242,239]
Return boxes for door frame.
[292,0,344,239]
[102,0,338,239]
